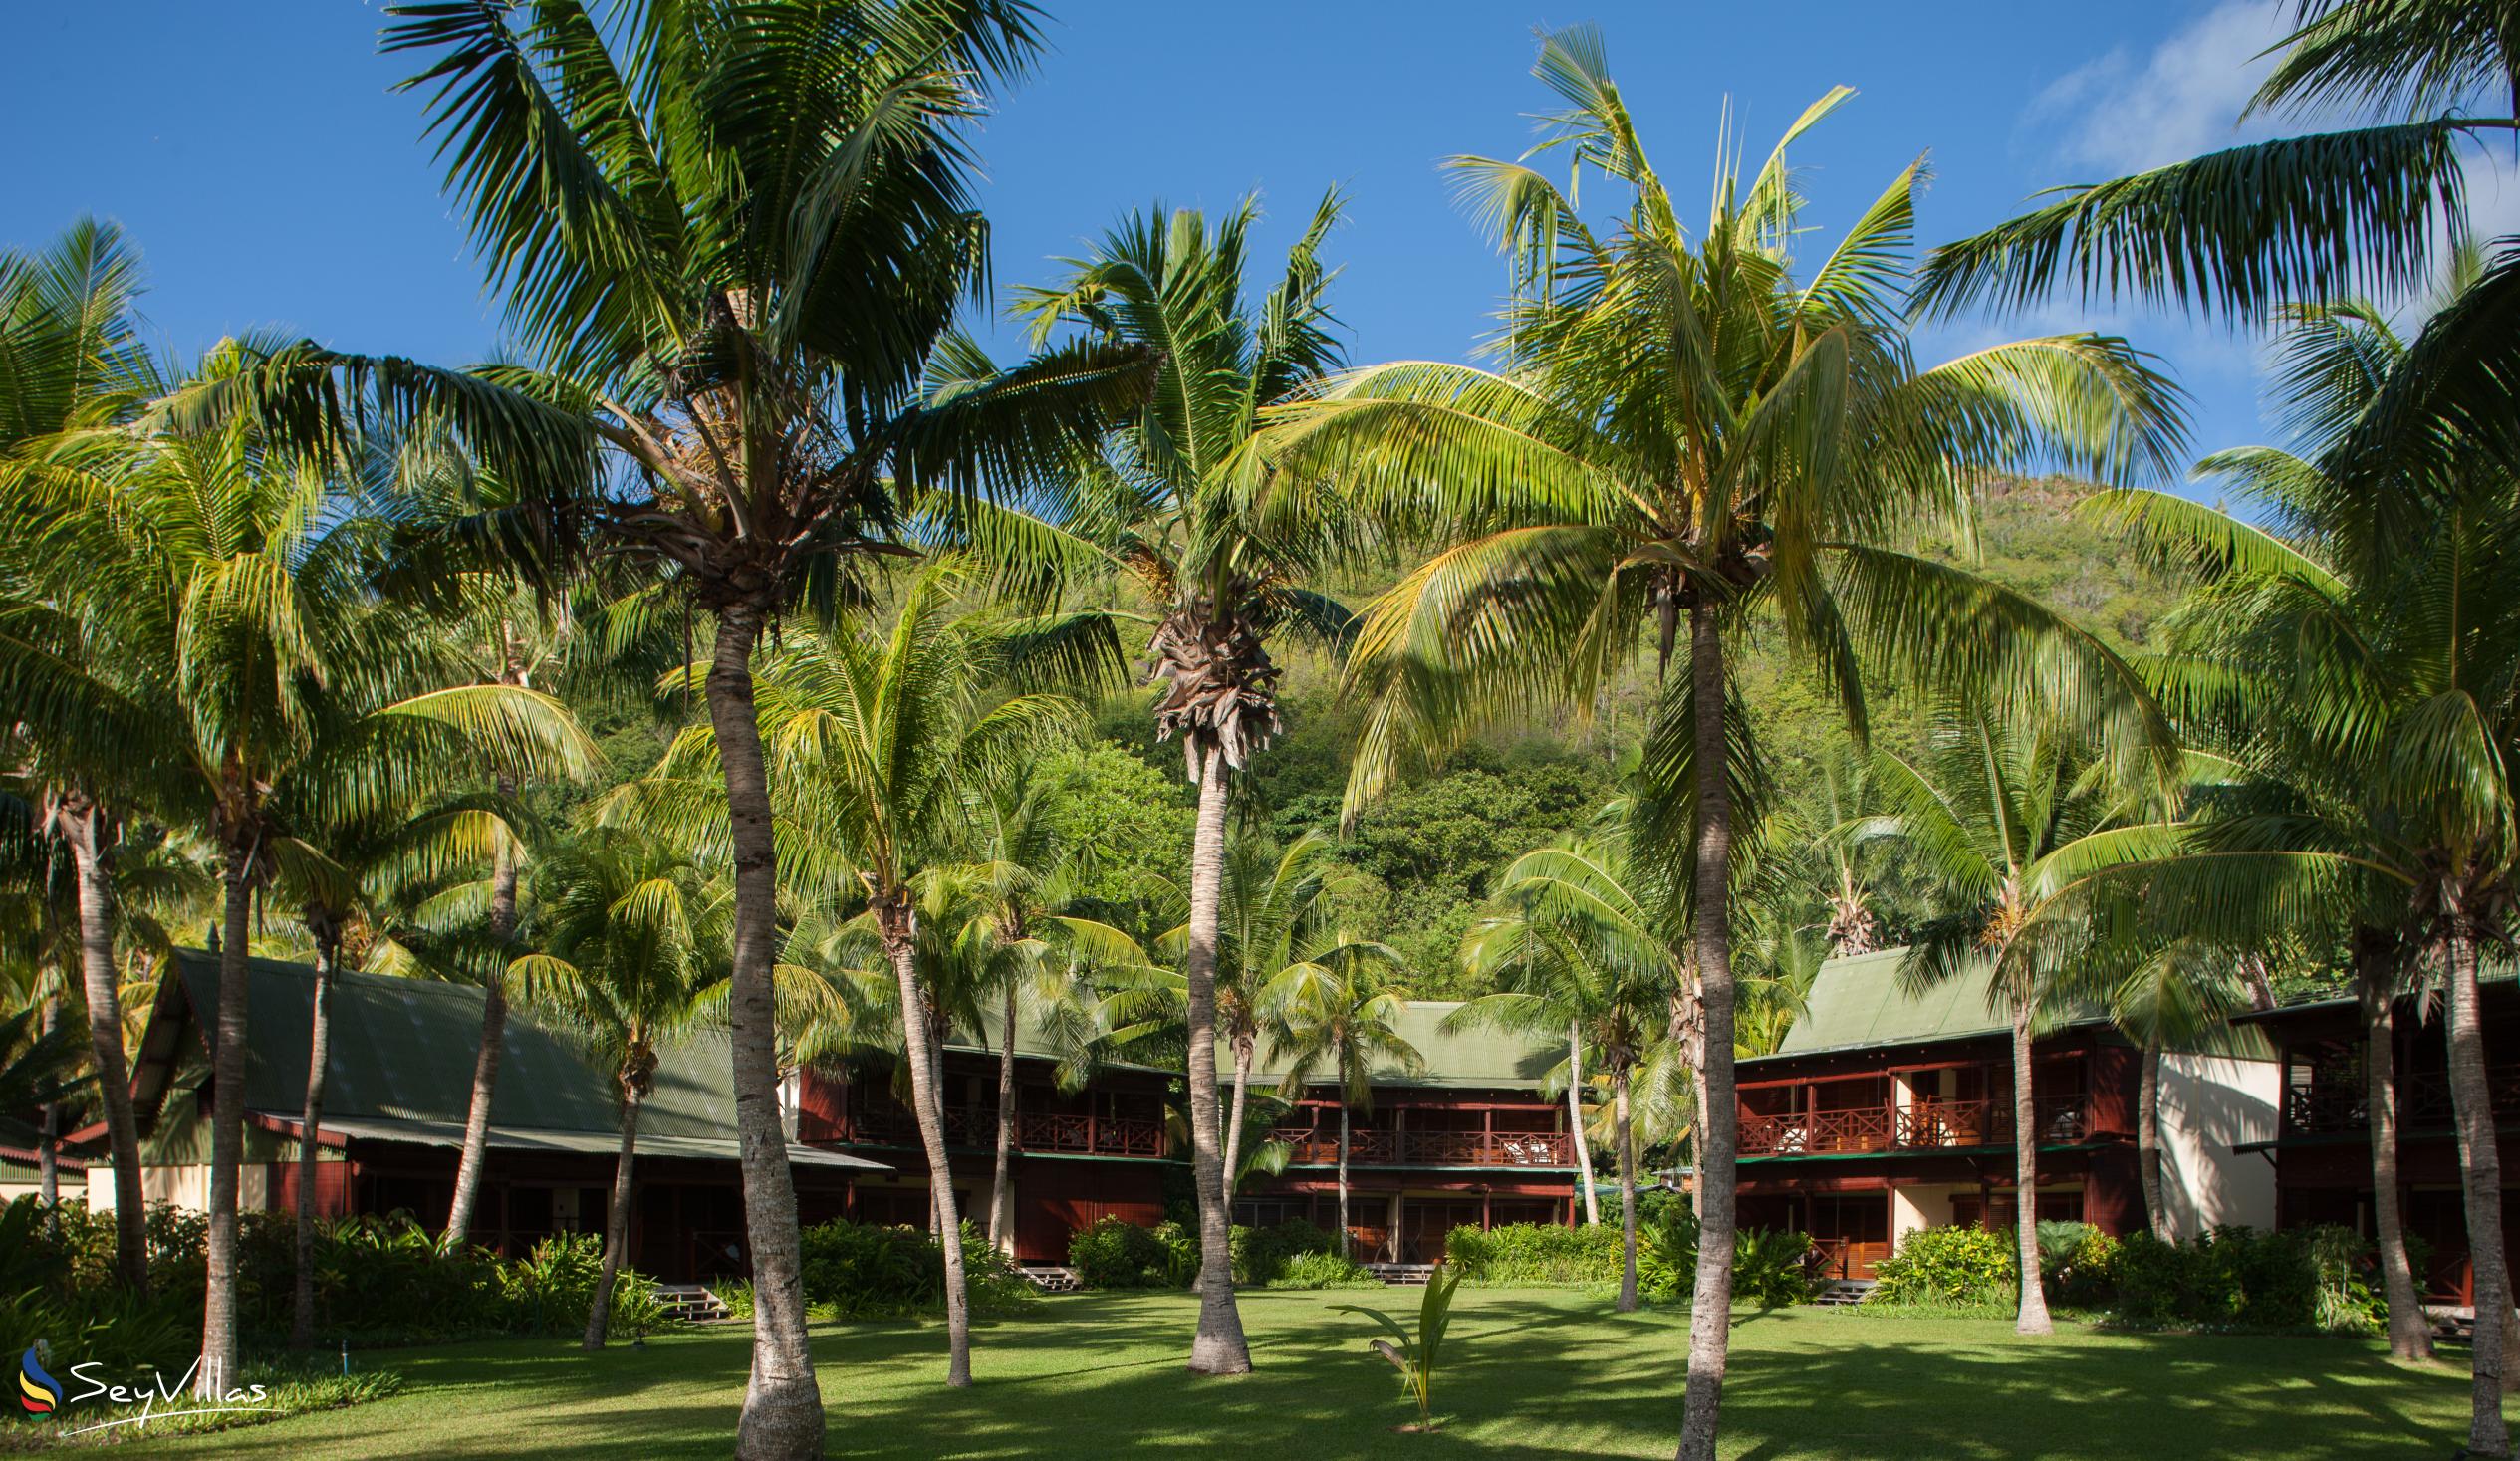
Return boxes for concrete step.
[1808,1280,1876,1308]
[1020,1266,1084,1293]
[650,1283,730,1321]
[1366,1263,1438,1286]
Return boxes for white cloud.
[2029,0,2295,176]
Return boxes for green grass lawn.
[124,1289,2472,1459]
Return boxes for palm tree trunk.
[2360,957,2433,1362]
[988,981,1018,1252]
[1615,1059,1638,1313]
[1567,1021,1599,1226]
[2138,1041,2164,1239]
[1221,1035,1253,1203]
[1676,601,1740,1461]
[37,995,58,1226]
[585,1086,642,1350]
[2009,1001,2053,1336]
[195,842,253,1402]
[1181,753,1252,1374]
[443,810,518,1249]
[884,910,972,1387]
[1336,1096,1352,1263]
[291,953,335,1348]
[2446,911,2513,1454]
[64,807,146,1291]
[707,606,824,1460]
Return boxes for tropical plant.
[2103,939,2254,1240]
[1244,30,2184,1457]
[0,218,165,1287]
[1455,836,1680,1307]
[511,827,731,1349]
[628,562,1113,1386]
[0,342,592,1399]
[169,1,1154,1445]
[1005,190,1355,1376]
[1335,1260,1465,1432]
[1855,696,2174,1335]
[1267,955,1417,1264]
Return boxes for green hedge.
[1439,1215,1814,1306]
[1068,1217,1196,1289]
[1264,1250,1382,1289]
[1440,1221,1623,1286]
[1871,1220,2384,1333]
[799,1218,1036,1318]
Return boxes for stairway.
[650,1283,731,1322]
[1021,1265,1084,1293]
[1808,1279,1876,1308]
[2427,1305,2474,1341]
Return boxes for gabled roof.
[1249,1001,1562,1092]
[1759,947,2110,1063]
[128,948,880,1169]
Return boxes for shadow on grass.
[140,1292,2475,1461]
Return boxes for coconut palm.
[1852,697,2180,1335]
[629,562,1114,1386]
[505,828,731,1350]
[1244,32,2183,1453]
[2103,938,2254,1239]
[0,218,165,1285]
[167,5,1149,1444]
[1457,838,1681,1308]
[1001,191,1354,1375]
[0,349,594,1398]
[1267,957,1417,1263]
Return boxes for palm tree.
[0,218,164,1285]
[1004,192,1353,1375]
[511,828,730,1350]
[632,562,1112,1386]
[1854,697,2176,1335]
[2103,938,2253,1239]
[1244,32,2183,1453]
[2081,289,2507,1375]
[1267,958,1417,1263]
[1457,838,1681,1308]
[171,6,1150,1445]
[0,348,592,1398]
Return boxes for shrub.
[2036,1220,2119,1310]
[1871,1225,2017,1307]
[1232,1218,1340,1285]
[1068,1217,1187,1290]
[2109,1225,2334,1332]
[1265,1250,1382,1289]
[1628,1208,1812,1306]
[798,1218,1034,1318]
[1439,1222,1620,1286]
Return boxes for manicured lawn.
[130,1289,2470,1459]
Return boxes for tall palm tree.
[1003,192,1353,1375]
[511,827,731,1350]
[2083,273,2520,1371]
[1245,31,2183,1454]
[1267,958,1417,1263]
[0,348,593,1399]
[1854,697,2176,1336]
[1457,838,1681,1308]
[172,6,1150,1446]
[0,218,164,1286]
[632,562,1113,1387]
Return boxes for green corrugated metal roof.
[1249,1001,1561,1091]
[164,949,750,1142]
[1769,948,2010,1058]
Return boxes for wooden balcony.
[1738,1096,2088,1158]
[839,1105,1166,1158]
[1267,1127,1574,1168]
[2284,1066,2520,1135]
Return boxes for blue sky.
[11,1,2515,496]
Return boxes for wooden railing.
[840,1105,1165,1158]
[1266,1128,1574,1168]
[1739,1096,2088,1157]
[2285,1067,2520,1134]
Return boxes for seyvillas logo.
[17,1346,60,1416]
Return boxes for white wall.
[85,1164,271,1214]
[1891,1183,1956,1240]
[2157,1053,2279,1235]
